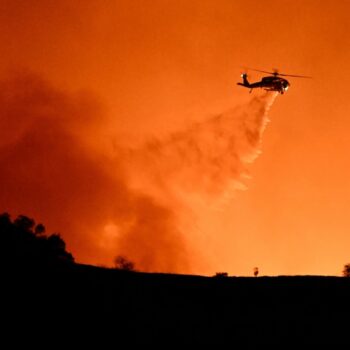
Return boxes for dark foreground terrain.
[4,263,350,344]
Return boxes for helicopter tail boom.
[237,73,250,87]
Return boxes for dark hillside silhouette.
[2,212,350,344]
[0,212,74,267]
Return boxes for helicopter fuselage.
[238,74,290,94]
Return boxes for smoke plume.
[0,72,277,273]
[128,92,277,200]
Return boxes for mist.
[129,92,277,198]
[0,72,277,273]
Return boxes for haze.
[1,0,350,276]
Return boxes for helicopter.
[237,68,311,94]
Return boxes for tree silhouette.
[0,212,74,267]
[14,215,35,232]
[343,264,350,277]
[34,223,45,236]
[114,255,135,271]
[0,212,11,227]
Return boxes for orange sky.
[1,0,350,275]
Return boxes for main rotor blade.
[243,67,275,75]
[242,67,312,79]
[277,73,312,78]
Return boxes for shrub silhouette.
[0,212,74,267]
[343,264,350,277]
[114,255,135,271]
[214,272,228,277]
